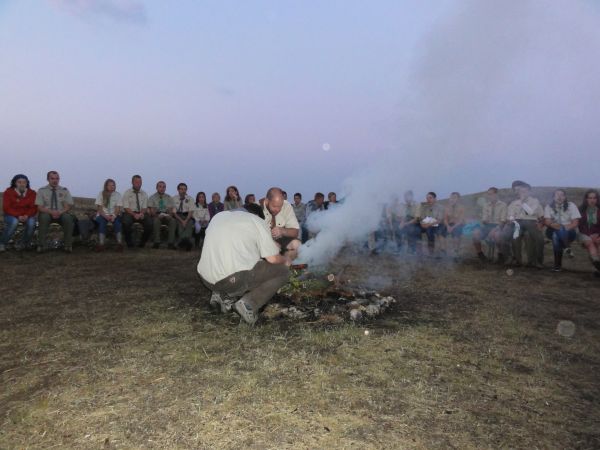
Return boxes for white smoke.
[297,0,600,266]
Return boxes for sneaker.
[64,246,73,253]
[551,266,562,273]
[0,244,5,253]
[234,299,258,325]
[36,246,44,253]
[564,248,574,259]
[209,292,234,314]
[152,243,160,249]
[477,252,487,262]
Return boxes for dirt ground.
[1,243,599,449]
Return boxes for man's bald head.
[265,187,285,216]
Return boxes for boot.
[551,251,562,272]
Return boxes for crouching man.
[197,203,292,325]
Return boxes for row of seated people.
[0,172,305,255]
[366,182,600,274]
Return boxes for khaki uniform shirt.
[507,197,543,221]
[481,200,507,224]
[420,202,444,222]
[263,201,300,230]
[147,192,174,214]
[172,194,195,214]
[544,202,581,226]
[122,188,149,212]
[95,191,123,216]
[35,185,73,210]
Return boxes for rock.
[365,304,380,317]
[285,306,308,320]
[349,309,363,321]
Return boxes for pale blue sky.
[1,0,599,200]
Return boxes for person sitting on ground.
[305,192,326,240]
[197,203,292,325]
[544,189,581,272]
[505,182,545,268]
[292,192,307,243]
[172,182,194,251]
[35,171,75,253]
[472,187,508,263]
[224,185,243,211]
[244,193,256,206]
[208,192,224,219]
[1,174,38,252]
[577,189,600,277]
[419,192,445,256]
[121,174,153,249]
[148,181,176,249]
[262,187,301,258]
[443,192,466,258]
[192,192,210,249]
[94,178,123,252]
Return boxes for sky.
[1,0,599,200]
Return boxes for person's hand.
[271,227,283,239]
[18,215,26,222]
[51,210,61,220]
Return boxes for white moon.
[322,143,331,151]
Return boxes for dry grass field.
[1,240,599,449]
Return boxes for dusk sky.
[1,0,599,200]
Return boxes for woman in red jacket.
[1,174,38,251]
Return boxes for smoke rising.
[297,0,600,266]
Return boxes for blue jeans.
[94,215,122,234]
[1,215,36,246]
[546,226,576,252]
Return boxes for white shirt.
[197,211,280,284]
[262,200,300,230]
[544,202,581,226]
[95,191,123,216]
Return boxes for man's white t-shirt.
[197,211,280,284]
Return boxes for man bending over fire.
[197,203,292,325]
[262,187,301,258]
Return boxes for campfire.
[263,266,397,323]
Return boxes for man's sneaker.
[209,292,234,313]
[234,299,258,325]
[477,252,487,262]
[64,246,73,253]
[564,248,574,259]
[36,246,44,253]
[0,244,5,253]
[551,266,562,273]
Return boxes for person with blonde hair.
[94,178,123,252]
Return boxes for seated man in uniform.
[121,175,153,248]
[262,187,301,258]
[148,180,176,249]
[197,203,291,325]
[36,171,75,253]
[504,182,545,268]
[419,191,445,256]
[172,182,194,251]
[1,174,38,252]
[472,187,508,263]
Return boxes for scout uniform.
[121,188,152,247]
[506,196,544,266]
[263,200,300,251]
[544,202,581,269]
[94,191,124,245]
[400,201,422,253]
[419,202,444,254]
[172,194,195,244]
[35,184,75,249]
[148,192,176,245]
